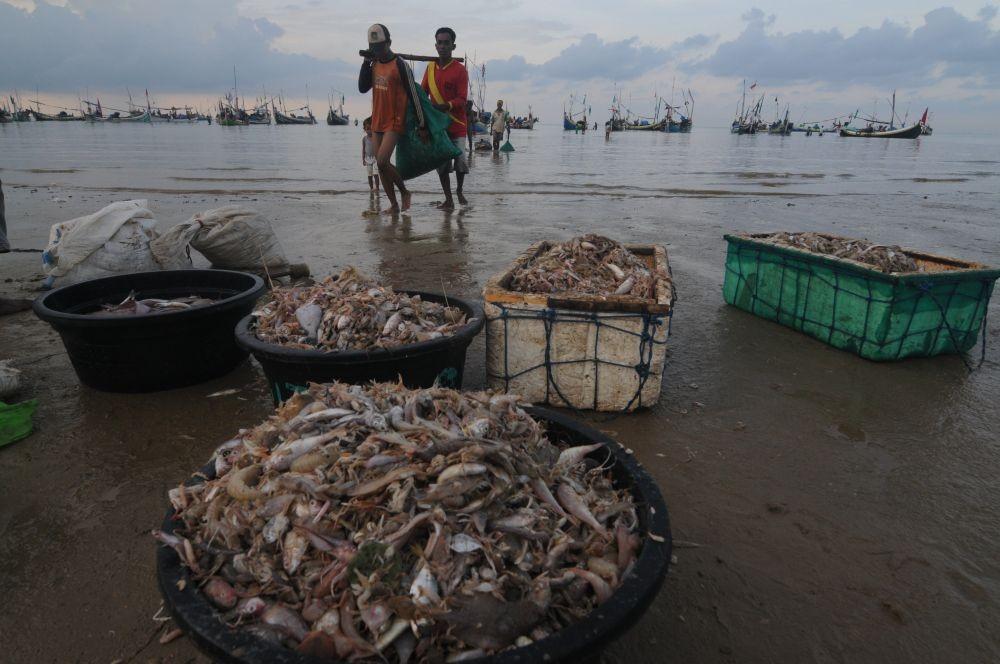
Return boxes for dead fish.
[295,303,323,338]
[567,567,613,603]
[227,464,262,501]
[282,529,309,574]
[262,604,308,641]
[203,577,238,609]
[614,275,635,295]
[443,592,547,650]
[437,462,488,484]
[606,263,625,279]
[557,483,609,537]
[347,465,421,497]
[556,443,603,468]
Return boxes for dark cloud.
[0,0,354,93]
[485,32,714,82]
[689,6,1000,86]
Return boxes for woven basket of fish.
[154,382,671,663]
[236,268,484,405]
[723,232,1000,361]
[483,235,674,412]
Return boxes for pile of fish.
[91,292,216,315]
[509,235,656,298]
[154,382,641,662]
[252,267,468,351]
[759,232,920,273]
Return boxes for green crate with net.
[722,232,1000,362]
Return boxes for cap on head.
[368,24,390,45]
[497,100,504,106]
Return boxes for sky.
[1,0,998,129]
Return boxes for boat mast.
[890,90,896,129]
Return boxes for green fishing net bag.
[395,86,462,181]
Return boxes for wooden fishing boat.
[840,92,926,139]
[30,109,84,121]
[0,109,11,124]
[247,106,272,125]
[563,94,587,131]
[840,123,922,139]
[326,93,349,125]
[90,109,152,123]
[624,118,668,131]
[273,100,315,125]
[327,108,349,125]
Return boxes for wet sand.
[1,167,1000,664]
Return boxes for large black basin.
[156,405,671,663]
[235,291,485,405]
[33,269,265,392]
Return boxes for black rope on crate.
[488,303,670,414]
[725,244,993,366]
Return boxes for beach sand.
[1,174,999,663]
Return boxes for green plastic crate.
[722,233,1000,361]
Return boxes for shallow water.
[1,122,999,663]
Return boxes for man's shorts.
[437,137,470,176]
[366,162,375,177]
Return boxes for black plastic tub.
[156,406,671,664]
[33,269,265,392]
[235,291,485,404]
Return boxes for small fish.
[557,483,609,537]
[614,275,635,295]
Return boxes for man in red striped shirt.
[421,27,469,210]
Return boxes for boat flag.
[749,81,758,90]
[919,108,928,124]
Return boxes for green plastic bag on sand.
[395,86,462,181]
[499,141,515,152]
[0,399,37,448]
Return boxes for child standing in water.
[362,117,379,193]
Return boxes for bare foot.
[437,199,455,210]
[401,191,412,211]
[457,192,468,206]
[384,205,400,216]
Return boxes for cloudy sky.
[2,0,998,129]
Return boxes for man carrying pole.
[421,27,469,210]
[358,24,426,213]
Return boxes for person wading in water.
[358,23,426,213]
[421,27,469,210]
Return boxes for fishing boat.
[730,81,765,134]
[510,106,537,129]
[660,87,694,133]
[840,123,922,139]
[247,103,272,125]
[622,94,668,131]
[0,108,11,124]
[624,118,667,131]
[326,93,349,125]
[29,108,84,121]
[840,93,926,139]
[273,97,316,125]
[7,94,31,121]
[767,104,793,135]
[563,94,588,131]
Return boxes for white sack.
[188,206,288,271]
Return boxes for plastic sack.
[41,200,181,287]
[395,86,462,181]
[150,221,201,270]
[0,399,37,449]
[188,206,288,271]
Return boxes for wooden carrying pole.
[360,51,464,63]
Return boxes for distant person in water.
[491,99,507,151]
[466,99,476,152]
[421,26,469,210]
[358,23,426,213]
[361,117,380,193]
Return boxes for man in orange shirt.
[358,24,425,213]
[421,27,469,210]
